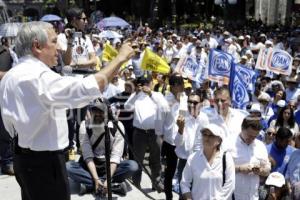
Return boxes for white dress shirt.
[0,56,101,151]
[228,135,271,200]
[155,92,182,145]
[102,83,122,99]
[124,91,166,130]
[201,107,248,150]
[174,112,209,159]
[181,150,235,200]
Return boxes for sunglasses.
[188,101,200,106]
[79,17,87,21]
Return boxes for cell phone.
[179,109,186,116]
[73,32,82,38]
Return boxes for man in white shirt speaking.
[0,21,134,200]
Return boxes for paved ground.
[0,165,178,200]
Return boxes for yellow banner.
[102,43,118,62]
[141,48,170,74]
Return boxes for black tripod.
[100,98,161,200]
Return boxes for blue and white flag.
[267,49,293,76]
[229,63,256,109]
[208,49,234,85]
[182,56,199,78]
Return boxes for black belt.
[14,145,66,155]
[134,127,155,134]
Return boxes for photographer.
[58,7,97,70]
[58,7,98,156]
[66,100,138,196]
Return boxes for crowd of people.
[1,5,300,200]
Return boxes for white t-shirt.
[58,33,95,65]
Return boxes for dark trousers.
[67,107,87,149]
[131,128,161,186]
[121,120,134,159]
[162,141,178,200]
[13,148,70,200]
[177,158,187,199]
[67,160,138,190]
[0,112,13,166]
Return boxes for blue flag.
[208,49,234,85]
[229,63,256,109]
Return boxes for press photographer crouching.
[66,99,138,196]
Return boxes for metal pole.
[104,123,112,200]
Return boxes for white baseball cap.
[201,124,224,141]
[265,172,285,187]
[249,103,261,113]
[265,40,273,45]
[277,100,286,108]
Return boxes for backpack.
[222,152,235,200]
[78,121,118,170]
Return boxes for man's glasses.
[188,101,200,106]
[266,131,275,136]
[215,98,227,103]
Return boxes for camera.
[65,28,75,38]
[73,32,82,38]
[95,187,106,199]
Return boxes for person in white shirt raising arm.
[0,21,134,200]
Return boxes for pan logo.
[238,67,252,86]
[271,52,291,70]
[233,79,247,104]
[212,54,231,74]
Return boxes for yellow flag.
[141,48,170,74]
[102,43,118,62]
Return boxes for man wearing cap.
[225,37,241,63]
[124,76,166,191]
[248,103,268,137]
[229,117,271,200]
[250,34,266,59]
[285,77,300,102]
[257,93,274,122]
[67,100,138,195]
